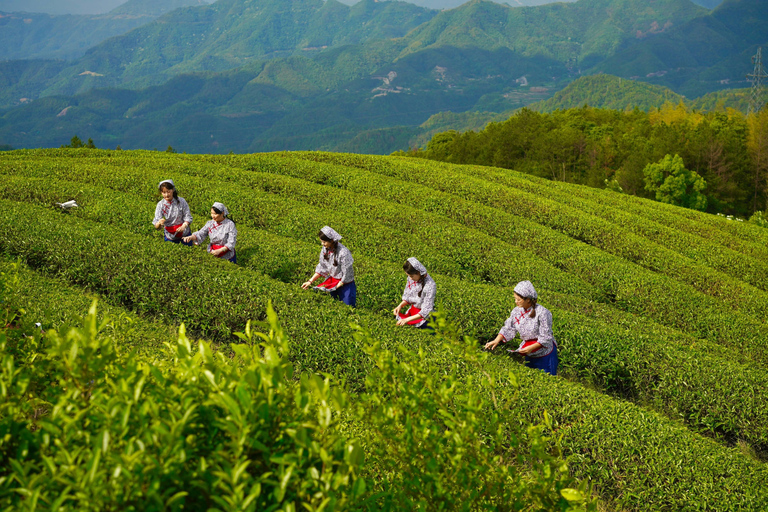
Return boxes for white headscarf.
[158,179,175,190]
[212,202,229,216]
[320,226,342,242]
[514,280,537,299]
[406,257,427,275]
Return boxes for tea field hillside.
[2,148,768,510]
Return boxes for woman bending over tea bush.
[183,202,237,263]
[485,280,558,375]
[152,179,193,245]
[393,257,437,329]
[301,226,357,307]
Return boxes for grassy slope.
[3,148,768,510]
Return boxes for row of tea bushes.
[460,159,768,263]
[171,156,768,362]
[247,153,768,360]
[3,282,592,510]
[2,201,768,510]
[245,152,768,312]
[478,160,768,256]
[0,157,595,298]
[4,167,768,450]
[2,198,768,502]
[293,151,768,264]
[280,151,768,297]
[0,258,175,360]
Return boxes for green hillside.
[0,0,212,61]
[530,74,685,112]
[0,0,751,154]
[1,0,706,105]
[406,104,768,217]
[398,0,706,67]
[2,149,768,509]
[109,0,209,16]
[394,78,753,152]
[527,74,755,114]
[690,86,752,111]
[593,0,768,97]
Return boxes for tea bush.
[0,280,592,510]
[4,162,768,453]
[4,150,768,510]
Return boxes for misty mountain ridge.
[0,0,216,60]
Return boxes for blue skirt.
[164,233,193,246]
[525,345,558,376]
[330,281,357,307]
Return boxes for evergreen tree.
[62,135,84,149]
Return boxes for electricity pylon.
[747,47,768,115]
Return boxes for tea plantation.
[1,149,768,511]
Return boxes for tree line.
[397,103,768,218]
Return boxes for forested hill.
[530,75,685,112]
[404,104,768,218]
[0,11,153,61]
[109,0,209,16]
[29,0,437,94]
[527,74,754,113]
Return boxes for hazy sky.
[0,0,721,15]
[0,0,573,15]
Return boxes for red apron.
[518,338,539,353]
[316,277,341,290]
[210,244,227,258]
[398,305,423,325]
[165,223,184,238]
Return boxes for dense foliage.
[405,104,768,216]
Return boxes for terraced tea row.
[284,153,768,290]
[4,180,768,454]
[296,151,768,262]
[0,259,175,359]
[3,199,768,511]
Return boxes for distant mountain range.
[0,0,213,60]
[0,0,758,155]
